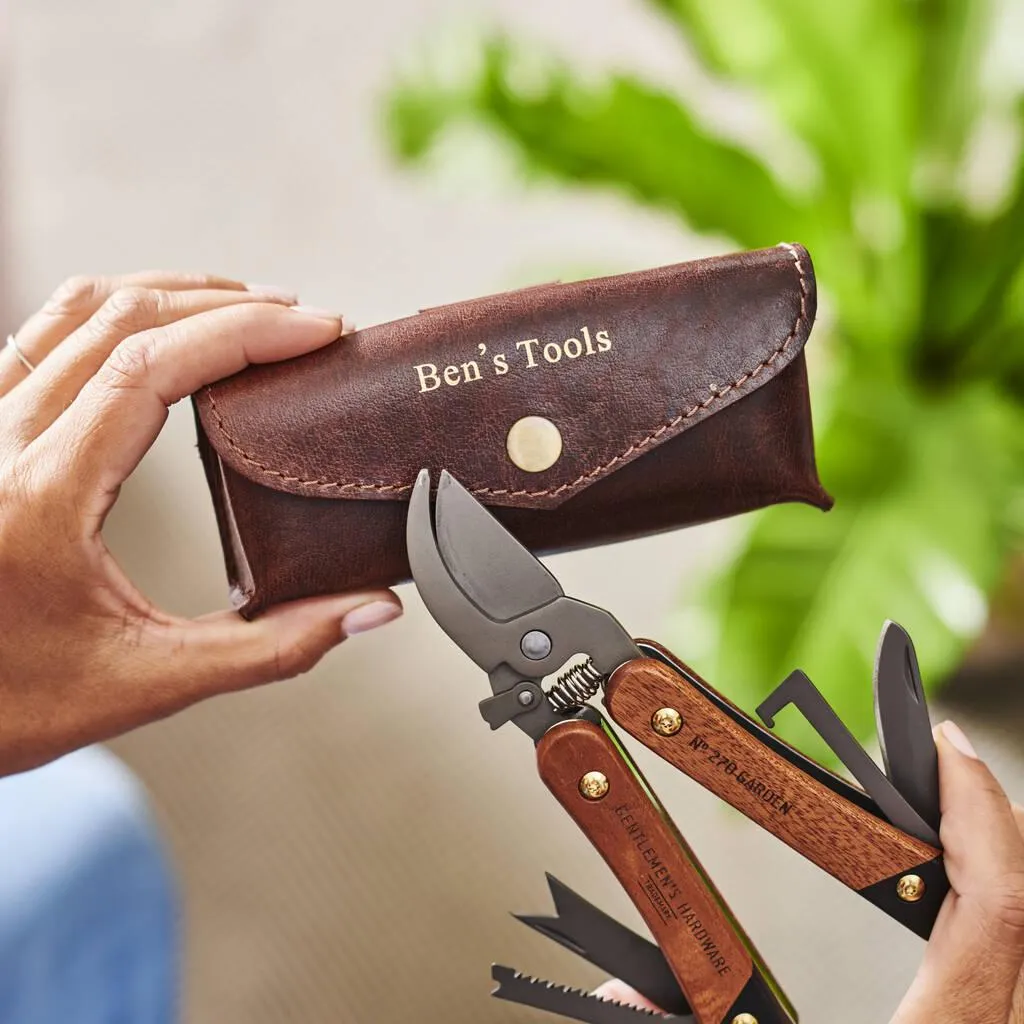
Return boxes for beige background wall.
[4,2,1023,1022]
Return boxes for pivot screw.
[578,771,610,801]
[651,707,683,736]
[897,874,926,903]
[521,630,552,660]
[732,1015,758,1024]
[517,688,536,707]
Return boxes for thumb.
[934,721,1024,954]
[154,590,403,704]
[894,721,1024,1024]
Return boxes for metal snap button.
[506,416,562,473]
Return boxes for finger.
[936,721,1024,939]
[43,303,343,508]
[592,981,662,1013]
[0,271,256,397]
[7,592,402,769]
[1007,812,1024,1024]
[12,286,298,441]
[897,721,1024,1023]
[136,591,403,711]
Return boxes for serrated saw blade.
[491,966,687,1023]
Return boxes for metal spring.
[546,659,605,713]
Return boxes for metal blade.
[758,669,941,847]
[874,621,941,834]
[406,468,640,737]
[405,469,501,670]
[491,966,684,1023]
[515,875,690,1016]
[435,470,563,622]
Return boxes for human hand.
[594,720,1024,1023]
[0,273,402,776]
[892,721,1024,1023]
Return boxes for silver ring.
[5,334,35,372]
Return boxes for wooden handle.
[605,656,939,891]
[537,716,791,1024]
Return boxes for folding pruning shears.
[407,469,948,1024]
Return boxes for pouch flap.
[194,243,815,510]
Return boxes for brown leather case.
[193,243,832,617]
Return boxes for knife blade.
[874,621,941,834]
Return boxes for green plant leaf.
[670,377,1020,765]
[385,38,810,250]
[955,257,1024,389]
[915,0,994,173]
[645,0,918,196]
[921,141,1024,384]
[645,0,1003,359]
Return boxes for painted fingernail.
[341,600,403,637]
[940,720,978,759]
[245,283,299,304]
[290,304,343,323]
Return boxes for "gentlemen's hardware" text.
[614,802,732,978]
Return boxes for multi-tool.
[407,469,948,1024]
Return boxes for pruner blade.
[406,469,640,738]
[433,467,564,622]
[491,966,685,1023]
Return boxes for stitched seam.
[203,243,809,499]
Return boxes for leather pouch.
[193,243,832,617]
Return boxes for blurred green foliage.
[384,1,1024,760]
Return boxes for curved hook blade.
[405,469,503,670]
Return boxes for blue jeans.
[0,747,178,1023]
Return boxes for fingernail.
[290,304,343,323]
[940,720,978,759]
[245,283,298,304]
[341,600,403,637]
[341,316,357,335]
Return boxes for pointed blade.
[515,875,690,1016]
[491,967,685,1023]
[874,621,941,834]
[435,470,563,622]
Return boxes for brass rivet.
[578,771,609,801]
[651,707,683,736]
[732,1015,758,1024]
[506,416,563,473]
[896,874,926,903]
